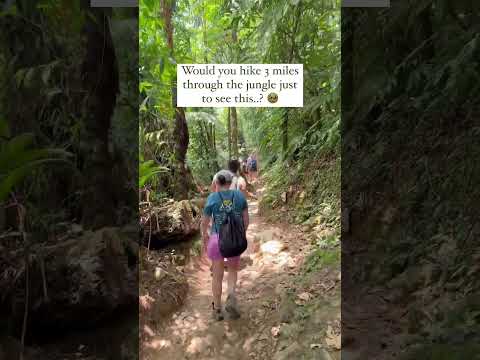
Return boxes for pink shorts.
[207,233,240,267]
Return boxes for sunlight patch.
[145,339,172,349]
[187,336,212,354]
[260,240,286,255]
[143,324,155,337]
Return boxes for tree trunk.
[231,107,239,159]
[172,95,190,200]
[341,8,354,133]
[81,6,118,229]
[212,124,216,151]
[203,120,212,150]
[282,2,301,160]
[162,0,192,200]
[230,22,240,160]
[201,10,218,171]
[282,110,288,157]
[227,108,232,160]
[211,122,219,170]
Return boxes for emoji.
[267,92,278,103]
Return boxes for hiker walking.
[210,159,247,195]
[202,170,249,321]
[246,155,252,182]
[241,158,248,178]
[228,159,247,196]
[248,153,258,181]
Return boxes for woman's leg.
[207,233,224,310]
[226,259,239,296]
[225,257,241,319]
[211,259,224,309]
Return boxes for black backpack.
[216,191,248,257]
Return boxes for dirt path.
[142,186,340,360]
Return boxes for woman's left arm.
[242,208,249,232]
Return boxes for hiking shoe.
[212,308,224,321]
[212,303,224,321]
[225,294,241,319]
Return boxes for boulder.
[141,199,201,245]
[1,226,138,339]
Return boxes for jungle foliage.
[0,2,138,357]
[139,0,341,240]
[342,1,480,357]
[0,2,138,234]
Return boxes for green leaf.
[139,160,168,187]
[0,157,71,202]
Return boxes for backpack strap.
[214,192,223,234]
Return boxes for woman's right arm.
[201,215,211,255]
[202,196,213,255]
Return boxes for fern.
[0,119,71,201]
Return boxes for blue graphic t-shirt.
[203,190,248,234]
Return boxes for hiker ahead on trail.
[202,169,249,321]
[228,159,247,196]
[247,153,258,182]
[211,159,247,196]
[241,157,249,178]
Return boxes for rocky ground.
[140,193,341,360]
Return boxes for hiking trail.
[141,184,341,360]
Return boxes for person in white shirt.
[210,160,247,196]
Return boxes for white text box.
[177,64,303,108]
